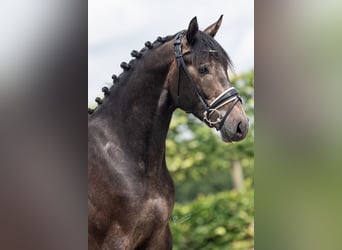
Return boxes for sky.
[88,0,254,102]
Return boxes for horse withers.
[88,16,249,249]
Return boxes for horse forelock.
[191,31,234,74]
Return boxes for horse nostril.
[236,122,243,136]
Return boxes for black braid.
[89,34,173,115]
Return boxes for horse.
[88,16,249,250]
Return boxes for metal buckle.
[203,109,222,128]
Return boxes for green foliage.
[170,188,254,250]
[168,70,254,249]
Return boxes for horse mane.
[88,32,233,115]
[108,35,175,92]
[88,35,175,115]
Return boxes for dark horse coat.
[88,16,248,250]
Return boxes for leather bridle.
[173,31,242,131]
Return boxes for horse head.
[168,16,249,142]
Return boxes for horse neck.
[98,41,176,164]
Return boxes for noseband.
[173,31,242,131]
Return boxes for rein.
[173,31,242,130]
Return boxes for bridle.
[173,31,242,131]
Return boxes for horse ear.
[204,15,223,37]
[186,16,199,44]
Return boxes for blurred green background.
[167,70,254,249]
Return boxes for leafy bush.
[168,70,254,249]
[170,188,254,250]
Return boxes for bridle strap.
[209,87,239,110]
[217,97,241,130]
[173,31,242,130]
[174,31,210,109]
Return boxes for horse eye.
[198,66,209,75]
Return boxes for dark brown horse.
[88,16,249,250]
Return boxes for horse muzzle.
[219,108,249,142]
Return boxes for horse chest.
[142,196,171,223]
